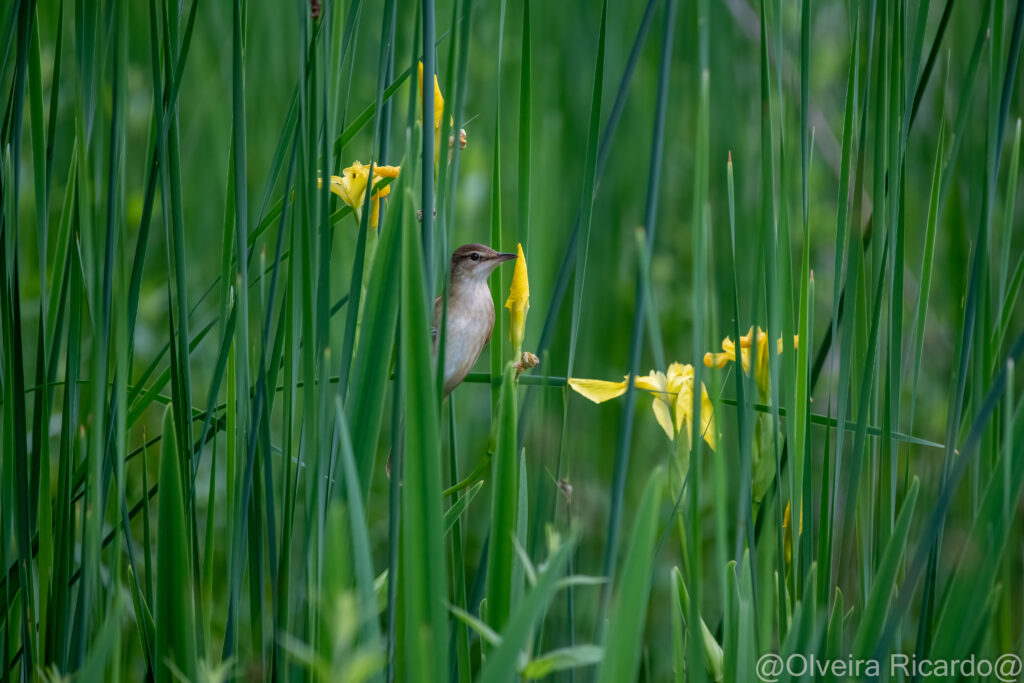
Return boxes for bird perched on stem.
[433,244,517,396]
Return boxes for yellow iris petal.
[567,378,629,403]
[672,364,693,435]
[665,362,688,391]
[703,350,733,369]
[504,243,529,353]
[634,371,666,394]
[699,382,716,450]
[651,396,675,440]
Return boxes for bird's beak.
[493,252,517,263]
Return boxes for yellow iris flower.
[319,161,400,229]
[504,243,529,356]
[418,62,466,161]
[569,363,715,449]
[703,326,799,397]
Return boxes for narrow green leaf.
[600,0,674,622]
[154,406,196,682]
[674,568,724,683]
[852,477,919,658]
[334,396,384,670]
[824,589,844,683]
[127,565,156,677]
[930,403,1024,659]
[522,645,603,679]
[597,467,663,683]
[347,164,404,496]
[486,363,519,633]
[447,604,501,647]
[565,0,607,379]
[477,533,577,683]
[398,182,448,682]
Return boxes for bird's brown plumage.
[432,244,516,396]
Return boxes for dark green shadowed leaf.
[485,363,519,634]
[565,0,607,381]
[600,0,675,629]
[398,182,448,682]
[154,406,196,683]
[347,155,406,497]
[127,565,156,677]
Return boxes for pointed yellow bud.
[504,243,530,355]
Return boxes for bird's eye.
[470,252,480,261]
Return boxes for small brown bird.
[433,244,517,396]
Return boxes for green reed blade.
[486,364,519,633]
[597,467,663,683]
[398,181,448,681]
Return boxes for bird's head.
[450,243,516,283]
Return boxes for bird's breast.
[440,286,495,395]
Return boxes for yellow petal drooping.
[567,378,629,403]
[504,243,530,354]
[319,162,400,228]
[651,395,675,440]
[696,381,717,450]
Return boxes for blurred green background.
[7,0,1024,679]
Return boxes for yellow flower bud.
[504,243,530,355]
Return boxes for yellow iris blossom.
[504,243,529,356]
[418,62,466,161]
[319,161,400,228]
[703,326,799,397]
[569,363,715,449]
[703,326,798,505]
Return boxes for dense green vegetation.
[3,0,1024,680]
